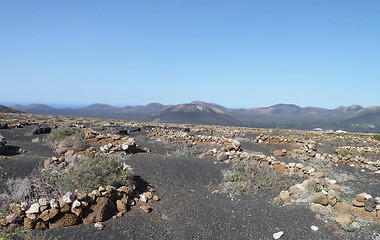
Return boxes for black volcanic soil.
[0,127,53,191]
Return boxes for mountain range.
[4,101,380,133]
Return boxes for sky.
[0,0,379,109]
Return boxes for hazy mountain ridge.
[9,101,380,132]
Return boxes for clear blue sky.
[1,0,379,109]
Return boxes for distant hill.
[333,106,380,132]
[8,101,379,132]
[152,103,241,126]
[0,105,22,113]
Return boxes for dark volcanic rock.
[32,126,52,135]
[0,134,6,154]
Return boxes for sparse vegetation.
[0,227,52,240]
[170,144,202,158]
[47,125,87,154]
[373,135,380,141]
[57,153,133,194]
[0,153,133,214]
[222,161,303,195]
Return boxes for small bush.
[57,154,134,194]
[0,153,134,212]
[373,135,380,141]
[47,125,87,154]
[222,161,303,195]
[170,144,202,158]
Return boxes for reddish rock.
[117,186,134,197]
[59,198,71,213]
[35,220,48,230]
[82,197,116,224]
[23,217,35,229]
[40,208,60,222]
[312,193,329,206]
[335,215,352,226]
[49,213,81,228]
[274,150,286,157]
[273,164,287,173]
[143,192,153,200]
[116,200,127,213]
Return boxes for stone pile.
[0,185,159,230]
[276,177,380,226]
[100,137,139,154]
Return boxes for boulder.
[40,208,60,222]
[273,164,287,173]
[32,126,52,135]
[23,217,36,229]
[335,215,352,226]
[364,198,376,212]
[82,197,116,224]
[279,190,291,202]
[49,213,81,228]
[274,149,286,157]
[216,152,229,161]
[312,193,329,206]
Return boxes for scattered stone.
[216,152,229,161]
[140,194,148,203]
[364,198,376,212]
[335,215,352,226]
[143,192,153,200]
[279,190,290,202]
[140,205,151,213]
[274,149,286,157]
[273,231,284,239]
[351,222,361,229]
[153,195,159,201]
[312,192,329,206]
[94,222,104,230]
[311,225,319,231]
[352,200,365,207]
[273,164,287,173]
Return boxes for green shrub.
[57,153,134,194]
[170,144,202,158]
[0,154,134,209]
[222,161,303,195]
[47,125,87,154]
[373,135,380,141]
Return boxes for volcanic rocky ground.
[0,112,380,239]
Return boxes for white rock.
[140,194,148,203]
[63,192,77,203]
[288,163,296,168]
[311,225,319,231]
[50,199,59,209]
[273,231,284,239]
[25,203,40,214]
[296,163,304,169]
[321,190,328,195]
[38,198,48,206]
[363,193,372,199]
[72,199,81,208]
[94,222,104,230]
